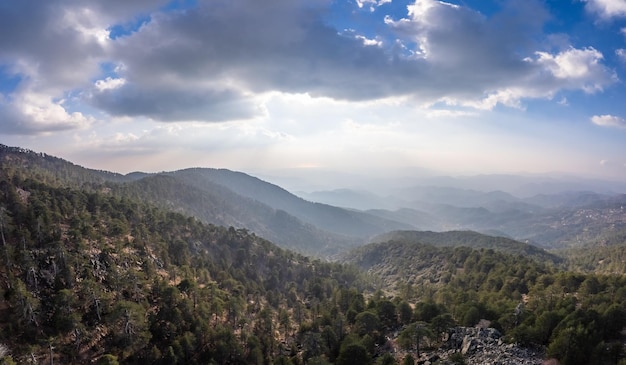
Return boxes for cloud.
[107,0,407,101]
[355,34,383,47]
[0,92,91,135]
[88,82,262,122]
[617,48,626,63]
[356,0,392,11]
[591,114,626,129]
[0,0,111,93]
[0,0,172,135]
[583,0,626,20]
[73,120,294,167]
[0,0,621,128]
[532,47,615,92]
[0,1,111,135]
[425,109,479,118]
[95,77,126,91]
[389,1,615,109]
[104,0,614,113]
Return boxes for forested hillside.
[343,239,626,365]
[114,174,360,256]
[3,144,626,365]
[0,145,409,256]
[564,243,626,274]
[0,164,372,364]
[368,230,561,264]
[0,145,135,188]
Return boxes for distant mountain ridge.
[0,144,412,256]
[117,173,362,255]
[165,168,413,238]
[303,182,626,249]
[3,143,625,253]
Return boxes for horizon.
[5,142,626,198]
[1,0,626,183]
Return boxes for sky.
[1,0,626,189]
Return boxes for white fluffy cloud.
[0,92,91,134]
[532,47,615,92]
[95,77,126,91]
[591,114,626,128]
[583,0,626,19]
[356,0,392,9]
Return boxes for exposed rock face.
[427,327,546,365]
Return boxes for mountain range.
[2,144,625,255]
[3,143,626,365]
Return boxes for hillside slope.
[118,174,360,255]
[0,165,370,364]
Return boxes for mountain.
[0,145,413,256]
[340,239,555,296]
[523,191,611,209]
[358,187,626,250]
[0,163,371,364]
[133,168,626,252]
[300,185,535,212]
[397,186,520,208]
[339,236,626,364]
[4,143,626,365]
[117,173,361,256]
[408,174,626,197]
[167,168,413,238]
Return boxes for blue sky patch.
[0,65,23,95]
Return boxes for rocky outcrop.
[417,327,546,365]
